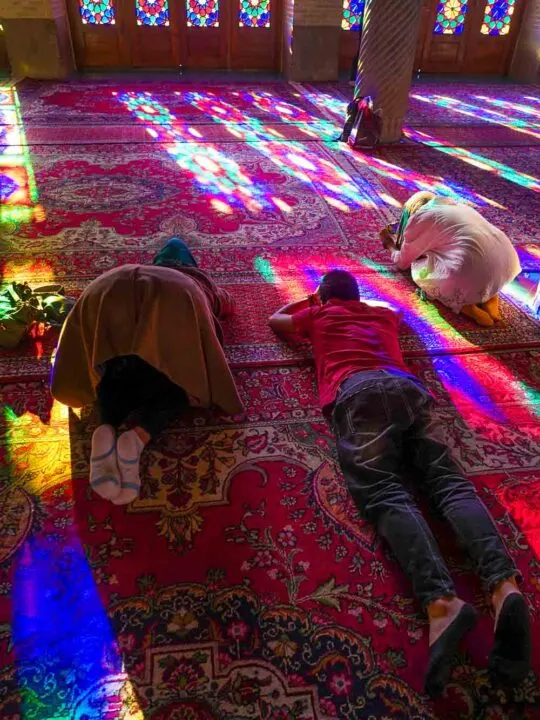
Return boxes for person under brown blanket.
[51,237,243,505]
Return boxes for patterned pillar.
[356,0,423,143]
[509,0,540,84]
[0,0,75,79]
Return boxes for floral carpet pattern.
[0,79,539,720]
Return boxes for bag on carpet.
[0,282,74,349]
[339,95,382,149]
[348,96,382,149]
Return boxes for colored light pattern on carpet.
[186,0,219,26]
[0,87,44,227]
[79,0,116,24]
[475,95,540,120]
[239,0,270,28]
[480,0,515,35]
[404,127,540,193]
[434,0,469,35]
[4,401,145,720]
[239,89,338,139]
[136,0,170,26]
[341,0,365,31]
[255,253,540,426]
[340,142,505,209]
[297,88,347,121]
[117,92,268,211]
[185,91,380,211]
[412,94,540,141]
[2,80,540,720]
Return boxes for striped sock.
[113,430,145,505]
[90,425,121,501]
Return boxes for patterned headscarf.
[395,191,436,249]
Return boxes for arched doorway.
[67,0,282,71]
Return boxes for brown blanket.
[50,264,243,414]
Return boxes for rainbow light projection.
[5,404,144,719]
[117,92,269,212]
[0,87,44,227]
[480,0,515,35]
[185,90,377,211]
[411,93,540,141]
[298,89,348,122]
[255,252,540,429]
[240,89,338,140]
[339,141,505,208]
[404,127,540,193]
[434,0,469,35]
[474,95,540,121]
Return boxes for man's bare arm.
[268,297,314,335]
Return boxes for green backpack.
[0,282,74,349]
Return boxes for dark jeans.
[96,355,190,438]
[96,237,196,437]
[333,369,518,608]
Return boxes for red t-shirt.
[292,299,410,412]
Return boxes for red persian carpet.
[0,78,539,720]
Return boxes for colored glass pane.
[136,0,170,26]
[341,0,365,31]
[186,0,219,26]
[239,0,270,28]
[79,0,116,25]
[433,0,469,35]
[480,0,515,35]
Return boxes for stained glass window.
[79,0,116,25]
[186,0,219,26]
[239,0,270,28]
[341,0,365,31]
[433,0,469,35]
[136,0,170,26]
[480,0,515,35]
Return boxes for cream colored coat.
[50,264,243,414]
[392,201,521,313]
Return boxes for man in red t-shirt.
[269,269,529,697]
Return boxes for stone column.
[509,0,540,84]
[283,0,343,82]
[356,0,423,143]
[0,0,75,79]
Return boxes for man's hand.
[380,227,397,251]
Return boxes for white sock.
[113,429,145,505]
[90,425,121,501]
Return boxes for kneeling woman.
[381,192,521,326]
[51,238,243,505]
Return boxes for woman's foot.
[481,294,502,322]
[489,579,531,683]
[113,428,148,505]
[462,304,494,327]
[90,424,121,500]
[425,597,477,698]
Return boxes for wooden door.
[418,0,526,74]
[68,0,281,70]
